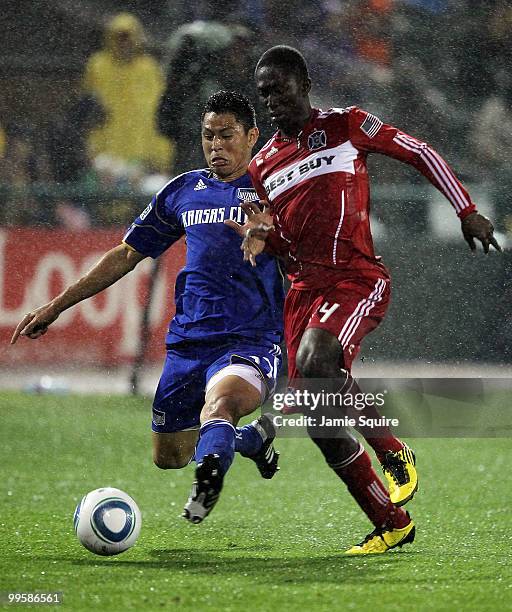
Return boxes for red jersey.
[248,106,476,289]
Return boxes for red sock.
[333,447,409,529]
[365,436,403,463]
[341,378,404,460]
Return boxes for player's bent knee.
[201,394,240,424]
[296,328,343,378]
[153,452,191,470]
[152,430,197,469]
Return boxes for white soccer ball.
[73,487,141,556]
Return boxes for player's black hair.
[201,90,257,133]
[255,45,309,84]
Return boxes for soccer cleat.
[380,444,418,506]
[182,454,223,524]
[344,515,416,555]
[246,413,280,479]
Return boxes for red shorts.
[285,273,390,382]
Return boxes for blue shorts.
[152,338,282,433]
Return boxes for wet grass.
[1,391,511,611]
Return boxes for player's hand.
[10,303,60,345]
[461,212,502,254]
[224,201,274,266]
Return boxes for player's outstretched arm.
[224,201,274,267]
[349,108,502,254]
[461,211,501,253]
[10,243,146,344]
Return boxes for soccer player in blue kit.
[11,91,285,524]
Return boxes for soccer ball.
[73,487,141,556]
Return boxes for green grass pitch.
[1,391,511,611]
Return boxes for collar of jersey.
[204,170,250,188]
[274,107,320,142]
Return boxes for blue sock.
[195,419,235,477]
[235,422,263,457]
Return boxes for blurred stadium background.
[1,0,511,395]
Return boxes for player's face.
[202,113,259,181]
[255,65,311,136]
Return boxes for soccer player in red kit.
[227,46,500,554]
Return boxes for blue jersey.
[124,170,285,346]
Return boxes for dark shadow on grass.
[25,549,503,590]
[56,549,422,585]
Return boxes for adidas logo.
[194,179,207,191]
[265,146,279,159]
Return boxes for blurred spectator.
[471,88,512,234]
[44,95,107,230]
[305,0,392,110]
[0,124,5,160]
[0,123,52,226]
[351,0,394,68]
[389,56,461,153]
[399,0,447,12]
[157,6,271,173]
[83,13,173,176]
[54,201,92,230]
[487,1,512,97]
[0,0,506,230]
[46,95,106,185]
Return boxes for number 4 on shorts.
[318,302,340,323]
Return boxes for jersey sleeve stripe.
[426,148,471,211]
[393,134,468,213]
[393,133,468,212]
[421,148,465,213]
[422,148,467,213]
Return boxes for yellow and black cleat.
[381,444,418,506]
[345,517,416,555]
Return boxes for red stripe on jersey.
[393,133,470,213]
